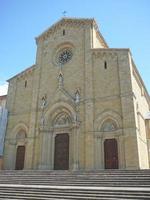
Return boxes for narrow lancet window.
[63,29,65,36]
[104,61,107,69]
[25,80,27,88]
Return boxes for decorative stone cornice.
[92,49,118,59]
[7,64,36,82]
[36,18,92,42]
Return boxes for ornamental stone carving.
[101,119,117,132]
[54,113,71,127]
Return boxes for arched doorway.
[15,145,25,170]
[54,133,69,170]
[104,139,118,169]
[15,130,26,170]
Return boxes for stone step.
[1,171,150,173]
[0,186,150,199]
[0,182,150,188]
[0,194,117,200]
[1,176,149,180]
[1,173,150,177]
[1,169,150,174]
[1,173,150,178]
[0,180,149,185]
[0,181,150,187]
[0,190,149,199]
[0,177,150,185]
[1,186,150,196]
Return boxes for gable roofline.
[35,17,108,47]
[7,64,36,82]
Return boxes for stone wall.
[130,55,150,169]
[3,18,150,170]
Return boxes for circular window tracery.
[57,49,73,65]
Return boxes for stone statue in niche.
[40,94,47,127]
[41,94,47,109]
[58,72,64,88]
[75,89,80,103]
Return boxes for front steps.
[0,170,150,187]
[0,170,150,199]
[0,185,150,199]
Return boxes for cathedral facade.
[4,18,150,170]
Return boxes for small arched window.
[24,80,27,88]
[63,29,65,36]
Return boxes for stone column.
[28,67,41,169]
[4,141,16,170]
[24,138,34,169]
[118,135,125,169]
[94,135,102,169]
[72,123,80,170]
[47,131,53,169]
[118,51,139,169]
[84,28,94,169]
[147,139,150,167]
[39,129,49,169]
[51,133,56,170]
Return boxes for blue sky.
[0,0,150,94]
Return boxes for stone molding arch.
[39,101,79,170]
[44,102,77,128]
[54,41,75,51]
[94,110,124,170]
[101,119,118,132]
[94,110,122,131]
[52,112,72,128]
[6,122,28,147]
[9,122,28,140]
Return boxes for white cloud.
[0,83,8,95]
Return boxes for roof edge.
[36,17,95,41]
[131,57,150,106]
[7,64,36,82]
[35,17,108,47]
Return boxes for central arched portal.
[54,133,69,170]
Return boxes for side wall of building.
[129,55,150,169]
[4,69,37,170]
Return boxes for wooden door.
[54,133,69,170]
[104,139,118,169]
[15,146,25,170]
